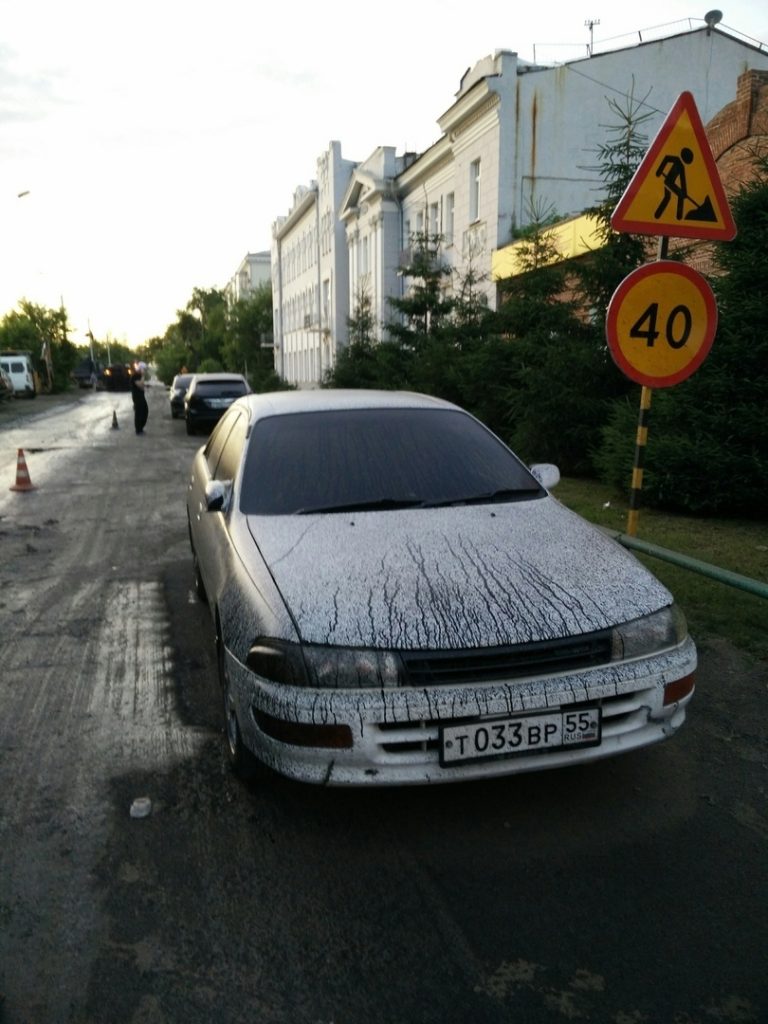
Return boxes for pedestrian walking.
[131,367,149,434]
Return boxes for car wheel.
[217,630,261,780]
[186,417,195,435]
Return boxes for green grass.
[555,477,768,661]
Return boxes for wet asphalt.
[0,386,765,1024]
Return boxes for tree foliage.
[575,85,655,319]
[221,283,276,390]
[385,231,455,346]
[493,205,616,473]
[0,300,78,392]
[145,282,291,392]
[596,153,768,516]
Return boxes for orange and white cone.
[9,448,36,492]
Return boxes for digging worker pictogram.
[654,146,717,223]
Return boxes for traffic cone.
[9,449,36,492]
[112,409,119,430]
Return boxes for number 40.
[630,302,691,349]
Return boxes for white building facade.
[225,252,271,307]
[395,27,768,314]
[272,25,768,387]
[338,147,416,338]
[271,142,356,386]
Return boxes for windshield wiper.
[423,486,543,508]
[296,497,426,515]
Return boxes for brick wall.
[682,69,768,274]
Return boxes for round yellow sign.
[606,261,717,387]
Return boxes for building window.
[322,279,330,328]
[416,210,424,235]
[469,159,481,222]
[429,202,440,238]
[445,193,455,244]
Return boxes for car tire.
[187,517,208,602]
[185,418,195,435]
[217,628,261,781]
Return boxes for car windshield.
[195,379,247,395]
[240,408,543,515]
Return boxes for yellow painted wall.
[492,214,603,280]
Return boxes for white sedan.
[186,389,696,786]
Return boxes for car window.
[195,378,248,396]
[240,408,542,515]
[204,408,241,474]
[215,412,247,481]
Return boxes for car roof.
[190,372,247,382]
[234,389,458,424]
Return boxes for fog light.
[254,710,353,749]
[663,673,695,706]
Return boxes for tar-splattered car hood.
[246,496,671,650]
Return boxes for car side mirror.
[530,463,560,490]
[205,479,233,513]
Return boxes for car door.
[190,407,249,605]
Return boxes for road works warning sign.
[611,91,736,241]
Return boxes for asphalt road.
[0,387,765,1024]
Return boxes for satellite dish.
[704,9,723,28]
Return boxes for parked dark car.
[72,358,103,388]
[184,373,250,435]
[169,373,193,418]
[100,363,133,391]
[186,390,696,787]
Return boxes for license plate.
[439,707,602,766]
[206,397,233,409]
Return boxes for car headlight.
[247,640,405,689]
[611,605,688,661]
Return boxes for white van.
[0,352,36,397]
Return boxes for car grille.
[376,685,656,757]
[400,629,612,687]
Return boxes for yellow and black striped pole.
[626,385,652,537]
[626,237,667,537]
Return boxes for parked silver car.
[186,390,696,786]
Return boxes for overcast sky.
[1,0,766,349]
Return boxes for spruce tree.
[495,207,604,472]
[596,154,768,516]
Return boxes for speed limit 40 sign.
[605,261,717,388]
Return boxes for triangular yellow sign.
[611,91,736,241]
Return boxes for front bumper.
[226,637,697,786]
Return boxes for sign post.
[607,91,735,535]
